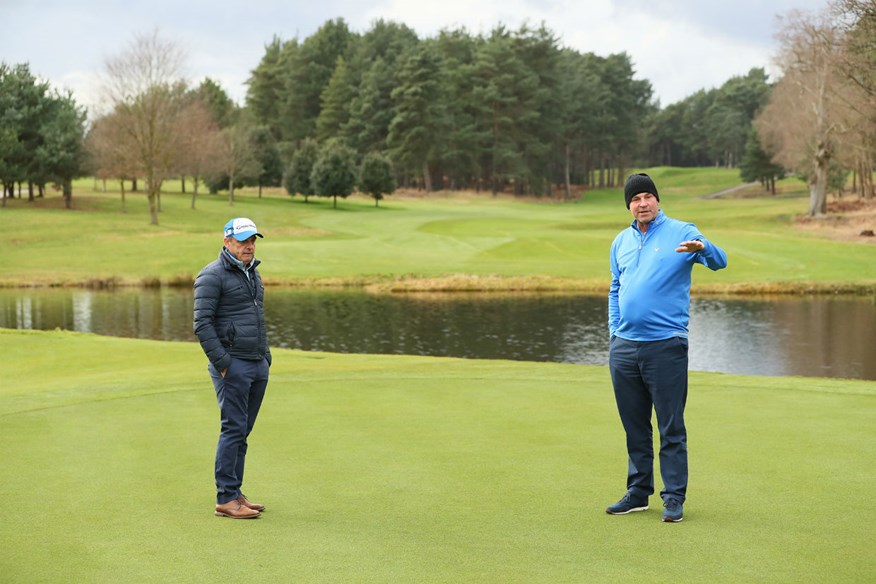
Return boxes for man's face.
[629,192,659,225]
[225,235,257,264]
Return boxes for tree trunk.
[564,143,572,201]
[422,160,433,192]
[808,143,830,217]
[146,174,159,224]
[28,181,34,202]
[228,173,235,205]
[333,195,337,208]
[865,153,875,199]
[148,187,159,225]
[120,179,126,213]
[63,179,72,209]
[191,176,199,210]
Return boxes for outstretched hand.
[675,240,704,253]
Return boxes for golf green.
[2,329,873,582]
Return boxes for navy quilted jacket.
[193,249,271,371]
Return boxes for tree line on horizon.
[0,0,873,221]
[244,18,772,197]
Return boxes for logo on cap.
[223,218,263,241]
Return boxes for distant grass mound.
[2,329,874,582]
[0,168,873,293]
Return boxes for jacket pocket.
[222,322,236,348]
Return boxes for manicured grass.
[2,329,874,582]
[1,169,873,292]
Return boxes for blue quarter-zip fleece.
[608,210,727,341]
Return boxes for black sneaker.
[606,492,649,515]
[661,498,683,522]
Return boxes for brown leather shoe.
[215,499,260,519]
[238,494,265,512]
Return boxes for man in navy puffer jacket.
[194,217,272,519]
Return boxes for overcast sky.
[2,0,830,113]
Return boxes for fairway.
[1,167,874,293]
[3,329,874,582]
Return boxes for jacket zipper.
[238,269,265,356]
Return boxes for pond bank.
[2,273,875,295]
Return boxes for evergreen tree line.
[0,63,86,208]
[1,18,774,211]
[247,18,776,197]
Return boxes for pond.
[1,288,874,380]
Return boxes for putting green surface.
[2,329,874,582]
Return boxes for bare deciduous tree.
[834,0,876,199]
[760,10,845,217]
[758,4,876,215]
[85,112,139,212]
[176,98,224,209]
[99,30,186,225]
[214,121,262,206]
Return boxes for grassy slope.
[1,168,873,291]
[2,329,874,583]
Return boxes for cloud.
[1,0,833,110]
[357,0,831,104]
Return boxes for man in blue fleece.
[605,173,727,523]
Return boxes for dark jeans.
[208,356,269,504]
[609,336,689,503]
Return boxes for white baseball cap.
[223,217,263,241]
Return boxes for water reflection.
[0,288,874,380]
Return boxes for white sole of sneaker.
[606,505,649,515]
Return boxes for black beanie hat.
[624,173,659,208]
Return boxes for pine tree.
[387,41,447,191]
[740,128,784,194]
[316,57,354,142]
[344,58,395,154]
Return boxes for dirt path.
[701,182,759,199]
